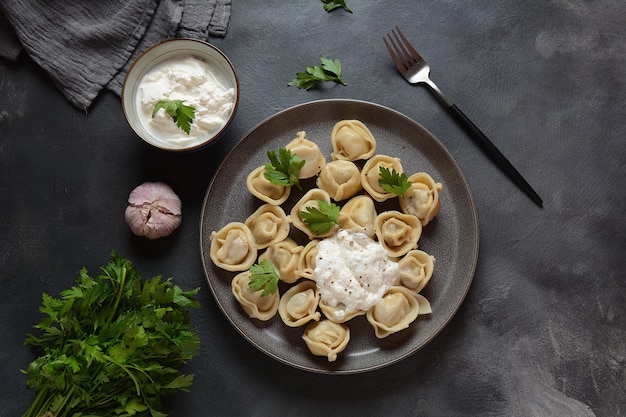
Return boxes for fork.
[384,26,543,207]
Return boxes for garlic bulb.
[125,182,182,239]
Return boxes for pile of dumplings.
[210,120,443,362]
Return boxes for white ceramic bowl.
[122,38,239,151]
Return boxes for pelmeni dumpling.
[297,240,319,279]
[245,204,290,249]
[319,299,365,324]
[399,172,443,226]
[259,238,303,284]
[231,271,279,321]
[397,249,435,293]
[210,222,258,272]
[330,120,377,161]
[278,280,321,327]
[302,320,350,362]
[414,293,432,315]
[360,154,403,202]
[366,286,421,338]
[285,131,326,179]
[246,165,291,205]
[374,210,422,257]
[290,188,335,239]
[316,160,362,201]
[337,195,378,239]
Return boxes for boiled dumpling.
[246,165,291,205]
[366,286,421,338]
[397,249,435,293]
[259,238,303,284]
[285,131,326,179]
[245,204,290,249]
[278,280,321,327]
[231,271,279,321]
[316,160,362,201]
[290,188,335,239]
[399,172,443,226]
[210,222,258,271]
[414,293,432,315]
[319,299,365,324]
[360,154,403,202]
[296,240,320,279]
[302,320,350,362]
[374,210,422,257]
[330,120,377,161]
[337,195,378,239]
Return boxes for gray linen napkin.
[0,0,231,111]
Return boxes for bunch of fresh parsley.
[21,252,200,417]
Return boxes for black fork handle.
[446,103,543,207]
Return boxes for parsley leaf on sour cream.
[152,99,196,134]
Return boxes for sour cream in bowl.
[122,38,239,151]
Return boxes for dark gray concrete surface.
[1,1,624,416]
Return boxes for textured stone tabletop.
[1,1,624,416]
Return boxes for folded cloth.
[0,0,231,111]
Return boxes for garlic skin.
[125,182,182,239]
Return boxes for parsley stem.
[51,385,76,417]
[106,266,126,326]
[103,354,143,396]
[23,384,74,417]
[22,385,52,417]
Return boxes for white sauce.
[313,229,399,319]
[136,54,235,148]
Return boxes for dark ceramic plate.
[200,99,479,374]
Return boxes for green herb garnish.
[248,260,280,296]
[321,0,353,13]
[264,147,305,189]
[152,99,196,134]
[299,200,340,235]
[379,166,412,197]
[22,252,200,417]
[288,56,346,90]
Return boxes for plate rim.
[200,98,479,374]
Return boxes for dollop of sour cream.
[136,54,235,148]
[313,229,399,319]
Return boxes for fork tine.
[393,26,425,64]
[390,29,414,68]
[384,28,415,72]
[383,35,407,72]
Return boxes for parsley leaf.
[288,56,346,90]
[152,99,196,134]
[299,200,340,235]
[264,147,305,189]
[248,260,280,296]
[321,0,353,13]
[22,252,200,417]
[378,166,413,197]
